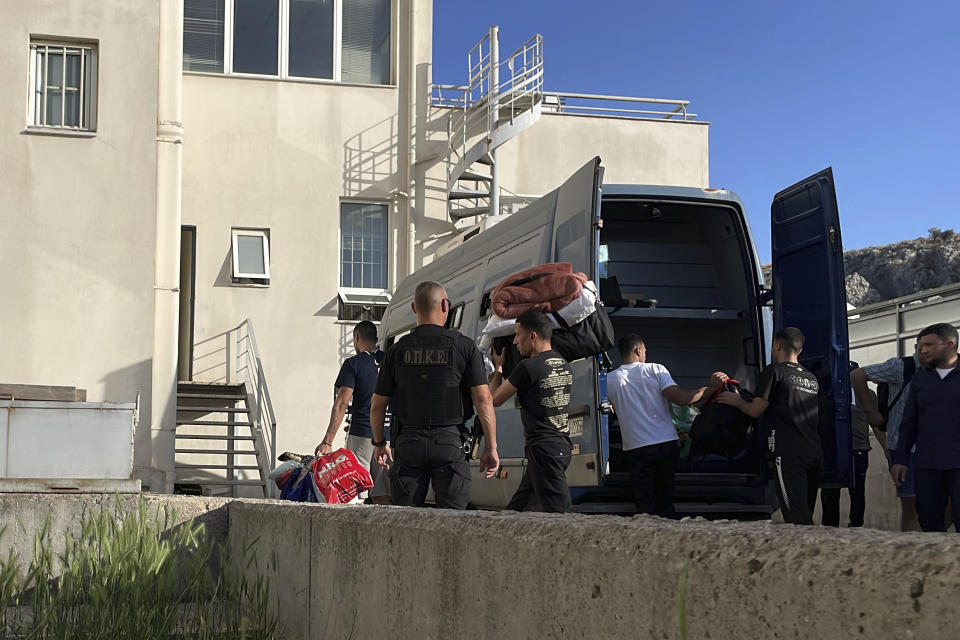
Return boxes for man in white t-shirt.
[606,334,726,517]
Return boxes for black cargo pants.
[391,425,471,509]
[507,439,572,513]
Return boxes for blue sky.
[432,1,959,262]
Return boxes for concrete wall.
[499,113,710,192]
[4,494,955,637]
[231,502,960,640]
[0,1,160,477]
[0,494,230,579]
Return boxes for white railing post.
[488,25,500,218]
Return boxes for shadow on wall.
[416,62,478,263]
[338,323,354,365]
[314,297,338,319]
[214,250,234,288]
[99,359,153,469]
[342,114,399,198]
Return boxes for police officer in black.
[370,281,499,508]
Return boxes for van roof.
[602,184,746,209]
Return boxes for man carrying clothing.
[606,334,726,518]
[850,348,922,531]
[315,320,383,494]
[891,323,960,533]
[489,311,574,513]
[718,327,822,525]
[370,281,499,509]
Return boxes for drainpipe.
[150,0,184,494]
[398,0,415,276]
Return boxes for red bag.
[311,448,374,504]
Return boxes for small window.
[28,39,98,132]
[338,287,390,322]
[231,229,270,283]
[445,303,464,330]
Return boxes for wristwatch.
[371,438,387,447]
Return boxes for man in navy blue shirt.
[316,321,384,489]
[891,323,960,532]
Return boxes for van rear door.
[770,167,852,486]
[551,157,606,488]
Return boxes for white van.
[378,157,852,516]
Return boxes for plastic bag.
[312,448,374,504]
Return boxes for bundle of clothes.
[478,262,614,370]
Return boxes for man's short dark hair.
[774,327,805,354]
[354,320,378,345]
[918,322,959,346]
[516,310,553,342]
[618,334,644,360]
[414,280,445,311]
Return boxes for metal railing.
[235,319,278,472]
[541,92,697,121]
[440,33,545,186]
[191,319,277,492]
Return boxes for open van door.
[770,167,852,486]
[551,156,604,275]
[550,157,607,488]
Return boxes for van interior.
[598,198,768,501]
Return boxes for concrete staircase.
[175,381,271,497]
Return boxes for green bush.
[0,499,278,639]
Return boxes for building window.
[232,0,280,75]
[231,228,271,283]
[340,202,387,290]
[339,201,388,320]
[182,0,392,85]
[28,40,98,131]
[183,0,225,72]
[338,288,391,321]
[289,0,335,79]
[341,0,391,84]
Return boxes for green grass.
[0,499,278,639]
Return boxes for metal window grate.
[30,42,95,130]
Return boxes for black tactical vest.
[393,328,465,426]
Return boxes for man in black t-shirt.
[490,310,573,513]
[316,321,384,495]
[717,327,822,525]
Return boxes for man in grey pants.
[316,320,383,496]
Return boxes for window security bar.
[31,42,94,130]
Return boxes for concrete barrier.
[229,502,960,640]
[0,494,232,578]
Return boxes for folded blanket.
[492,262,588,319]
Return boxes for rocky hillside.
[763,229,960,307]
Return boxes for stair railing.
[441,32,544,196]
[234,319,277,491]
